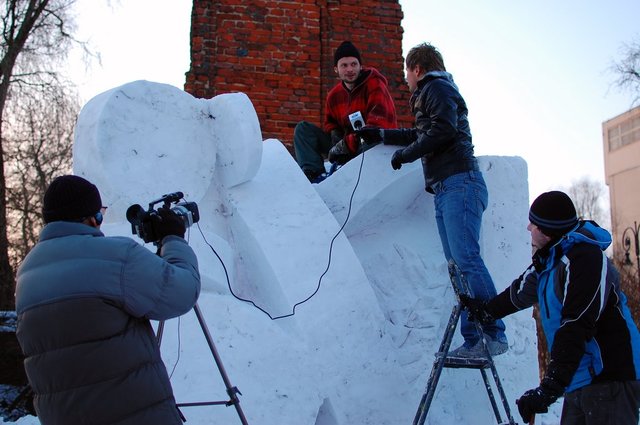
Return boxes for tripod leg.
[192,303,249,425]
[156,320,165,346]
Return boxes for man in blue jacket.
[461,191,640,424]
[15,175,201,425]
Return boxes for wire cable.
[197,150,367,320]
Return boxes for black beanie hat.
[529,191,578,237]
[42,175,102,223]
[334,41,362,66]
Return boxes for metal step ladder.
[412,260,517,425]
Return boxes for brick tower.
[185,0,413,150]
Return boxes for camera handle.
[155,246,248,424]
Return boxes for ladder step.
[436,353,491,369]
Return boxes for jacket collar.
[40,221,104,242]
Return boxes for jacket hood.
[419,71,457,89]
[533,221,610,273]
[561,220,611,251]
[412,71,459,105]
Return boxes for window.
[609,114,640,152]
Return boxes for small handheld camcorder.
[126,192,200,244]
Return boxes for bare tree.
[564,176,609,227]
[611,37,640,106]
[4,83,78,268]
[613,252,640,327]
[0,0,83,309]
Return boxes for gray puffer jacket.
[15,222,201,425]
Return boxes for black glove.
[155,207,186,240]
[516,379,563,423]
[356,126,383,145]
[459,294,494,325]
[328,140,352,165]
[391,149,405,170]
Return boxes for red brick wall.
[185,0,413,150]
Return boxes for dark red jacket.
[324,67,397,152]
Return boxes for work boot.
[448,338,508,358]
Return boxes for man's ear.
[334,66,338,74]
[85,216,99,228]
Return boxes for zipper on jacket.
[541,271,551,319]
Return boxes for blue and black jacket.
[487,221,640,393]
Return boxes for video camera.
[126,192,200,244]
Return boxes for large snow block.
[316,150,537,424]
[73,81,262,221]
[315,144,424,234]
[206,92,263,189]
[224,139,412,425]
[73,80,217,217]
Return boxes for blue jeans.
[432,170,506,345]
[293,121,332,175]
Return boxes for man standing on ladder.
[357,42,508,358]
[461,190,640,424]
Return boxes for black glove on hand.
[516,379,563,423]
[156,207,186,240]
[391,149,405,170]
[328,140,352,165]
[459,294,495,325]
[356,126,383,145]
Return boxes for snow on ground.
[5,81,564,424]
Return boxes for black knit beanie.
[334,41,362,65]
[529,191,578,237]
[42,175,102,223]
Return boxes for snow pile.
[9,81,551,424]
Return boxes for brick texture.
[185,0,414,152]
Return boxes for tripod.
[157,303,249,424]
[146,229,248,424]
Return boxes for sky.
[6,80,555,424]
[66,1,640,203]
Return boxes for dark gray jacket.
[15,222,201,425]
[385,71,478,192]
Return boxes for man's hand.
[328,140,352,165]
[459,295,495,325]
[344,133,359,153]
[356,126,383,145]
[155,208,186,240]
[516,379,563,423]
[391,149,405,170]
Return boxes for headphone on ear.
[94,210,104,225]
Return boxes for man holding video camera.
[293,40,398,183]
[15,175,201,425]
